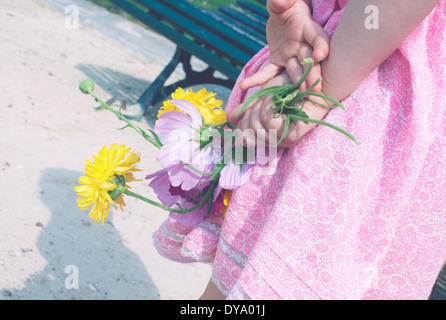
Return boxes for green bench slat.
[110,0,251,80]
[190,8,266,48]
[137,0,253,63]
[160,0,264,56]
[237,0,269,19]
[219,4,266,35]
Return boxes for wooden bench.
[109,0,268,119]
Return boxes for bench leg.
[124,46,235,120]
[169,49,235,90]
[153,50,235,113]
[114,47,182,120]
[136,47,183,116]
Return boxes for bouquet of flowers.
[75,58,358,224]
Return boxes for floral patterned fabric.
[153,0,446,299]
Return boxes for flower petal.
[170,99,202,124]
[219,162,254,190]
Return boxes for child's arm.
[322,0,441,102]
[229,0,440,148]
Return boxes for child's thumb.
[268,0,296,15]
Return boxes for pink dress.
[153,0,446,299]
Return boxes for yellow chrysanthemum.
[74,144,141,224]
[158,87,227,125]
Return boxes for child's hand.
[229,72,331,148]
[240,0,330,93]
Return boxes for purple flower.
[153,99,217,191]
[148,98,254,224]
[218,161,254,190]
[146,169,220,226]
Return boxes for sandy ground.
[0,0,232,300]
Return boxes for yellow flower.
[74,144,141,224]
[158,87,227,125]
[219,189,233,216]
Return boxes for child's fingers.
[305,62,323,93]
[239,63,283,91]
[285,57,304,88]
[304,22,330,62]
[267,0,297,15]
[226,105,244,125]
[259,100,286,139]
[246,105,265,147]
[244,99,283,148]
[237,107,258,147]
[286,42,313,89]
[227,97,257,125]
[312,38,330,62]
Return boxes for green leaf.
[304,98,337,109]
[291,115,360,144]
[278,115,292,145]
[206,196,214,217]
[117,124,130,130]
[147,128,162,147]
[289,108,310,125]
[306,92,346,110]
[237,86,282,116]
[210,163,224,181]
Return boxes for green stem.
[206,121,237,130]
[206,121,229,128]
[121,185,212,214]
[225,122,238,130]
[207,121,238,130]
[306,92,346,110]
[181,161,214,175]
[121,164,224,214]
[292,58,314,90]
[291,116,360,144]
[90,92,163,149]
[287,78,322,109]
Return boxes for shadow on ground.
[76,63,151,103]
[8,168,160,299]
[76,63,234,129]
[76,63,169,127]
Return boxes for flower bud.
[79,79,95,94]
